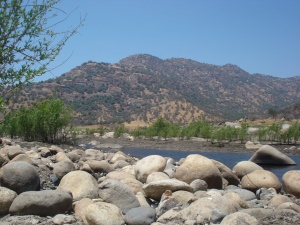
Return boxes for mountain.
[13,54,300,125]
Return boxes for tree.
[0,0,83,109]
[267,108,278,119]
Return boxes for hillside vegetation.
[10,54,300,125]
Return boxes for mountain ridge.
[12,54,300,125]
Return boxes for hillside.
[12,54,300,125]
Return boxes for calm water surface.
[123,147,300,180]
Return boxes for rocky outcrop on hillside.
[0,137,300,224]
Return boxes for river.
[123,147,300,180]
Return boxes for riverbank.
[77,136,300,156]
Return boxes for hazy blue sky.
[40,0,300,81]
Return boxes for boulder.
[55,152,71,163]
[190,179,208,192]
[249,145,296,165]
[245,140,262,150]
[156,190,180,218]
[113,160,130,169]
[65,152,81,162]
[239,208,275,222]
[143,178,194,200]
[225,188,257,201]
[157,196,240,224]
[212,159,240,186]
[220,212,258,225]
[102,132,115,139]
[9,190,72,216]
[0,161,40,194]
[232,161,263,179]
[223,192,249,208]
[269,195,292,207]
[85,202,125,225]
[98,179,140,213]
[105,170,136,181]
[241,170,281,193]
[5,145,23,160]
[172,190,196,205]
[84,149,104,161]
[282,170,300,197]
[124,206,156,225]
[146,171,170,183]
[73,198,93,224]
[0,187,17,214]
[10,154,35,165]
[52,214,76,225]
[110,151,129,163]
[121,178,144,194]
[174,154,222,189]
[49,145,64,154]
[52,160,75,180]
[58,171,98,201]
[277,202,300,213]
[86,160,114,173]
[134,155,166,183]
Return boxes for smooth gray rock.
[225,188,257,201]
[249,145,296,165]
[98,179,140,213]
[52,160,75,180]
[0,161,40,194]
[125,206,156,225]
[9,190,72,216]
[210,208,227,224]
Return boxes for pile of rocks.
[0,138,299,225]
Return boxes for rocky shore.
[0,136,300,225]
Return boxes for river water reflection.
[123,147,300,180]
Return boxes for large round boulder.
[0,161,40,194]
[241,170,281,193]
[174,154,222,189]
[98,179,140,213]
[134,155,166,183]
[85,202,125,225]
[249,145,296,165]
[282,170,300,197]
[232,161,264,179]
[9,190,72,216]
[58,170,98,201]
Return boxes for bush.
[2,98,73,143]
[114,125,128,138]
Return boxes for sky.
[39,0,300,81]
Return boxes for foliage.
[1,98,73,143]
[0,0,83,114]
[130,117,300,145]
[114,124,128,138]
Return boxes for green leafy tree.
[0,0,83,111]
